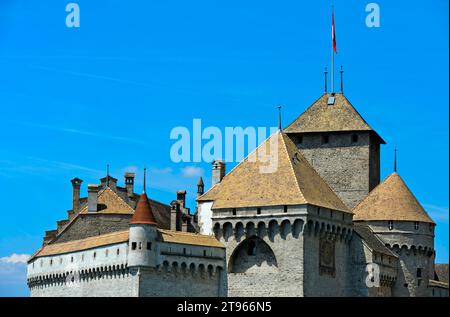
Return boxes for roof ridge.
[284,94,325,131]
[280,133,306,202]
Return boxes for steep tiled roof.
[159,229,224,248]
[284,93,385,143]
[80,187,134,214]
[209,131,350,212]
[353,223,397,257]
[353,172,434,224]
[197,183,220,202]
[434,264,449,284]
[29,228,223,262]
[30,230,129,261]
[130,192,157,225]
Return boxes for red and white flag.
[332,8,337,53]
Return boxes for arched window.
[247,241,256,256]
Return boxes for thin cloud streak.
[12,120,149,145]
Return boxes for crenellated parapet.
[157,260,224,278]
[385,243,435,257]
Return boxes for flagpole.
[331,40,334,93]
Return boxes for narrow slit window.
[232,208,236,215]
[414,222,419,230]
[283,205,288,213]
[257,207,261,215]
[388,220,394,230]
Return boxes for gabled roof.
[353,172,434,224]
[284,93,385,143]
[80,187,134,214]
[209,131,350,212]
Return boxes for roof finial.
[340,65,344,94]
[324,66,328,93]
[277,105,282,131]
[143,167,147,193]
[394,147,397,173]
[106,164,110,186]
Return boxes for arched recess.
[228,236,278,273]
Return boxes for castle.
[27,91,448,297]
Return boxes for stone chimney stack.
[87,184,99,213]
[170,202,181,231]
[212,160,226,186]
[125,172,135,197]
[177,190,186,208]
[70,178,83,212]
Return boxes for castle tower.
[128,173,158,268]
[198,131,354,296]
[284,93,385,209]
[353,172,435,297]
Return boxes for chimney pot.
[125,172,135,197]
[212,160,226,186]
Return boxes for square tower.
[285,93,385,209]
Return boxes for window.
[131,242,137,250]
[418,279,422,286]
[50,259,53,266]
[138,242,142,250]
[183,248,186,255]
[81,254,84,261]
[404,283,408,288]
[117,248,120,255]
[203,250,207,256]
[351,134,358,143]
[147,242,152,250]
[93,252,96,259]
[417,268,422,278]
[232,208,236,215]
[317,207,321,215]
[414,222,419,230]
[283,205,288,213]
[60,258,63,264]
[247,241,257,256]
[388,220,394,230]
[322,135,329,144]
[71,256,74,263]
[257,207,261,215]
[297,135,303,145]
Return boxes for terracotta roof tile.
[159,229,224,248]
[353,172,434,223]
[130,192,157,225]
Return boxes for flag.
[332,8,337,53]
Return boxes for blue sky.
[0,0,448,296]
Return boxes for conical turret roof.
[353,172,434,224]
[210,131,350,213]
[130,192,158,225]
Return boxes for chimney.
[212,160,226,186]
[177,190,186,208]
[170,201,181,231]
[197,177,204,198]
[125,172,135,197]
[43,230,57,245]
[70,178,83,212]
[87,184,99,213]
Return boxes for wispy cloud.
[12,120,149,145]
[424,204,449,222]
[1,253,29,264]
[181,166,204,178]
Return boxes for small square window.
[322,135,329,144]
[131,242,137,250]
[147,242,152,250]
